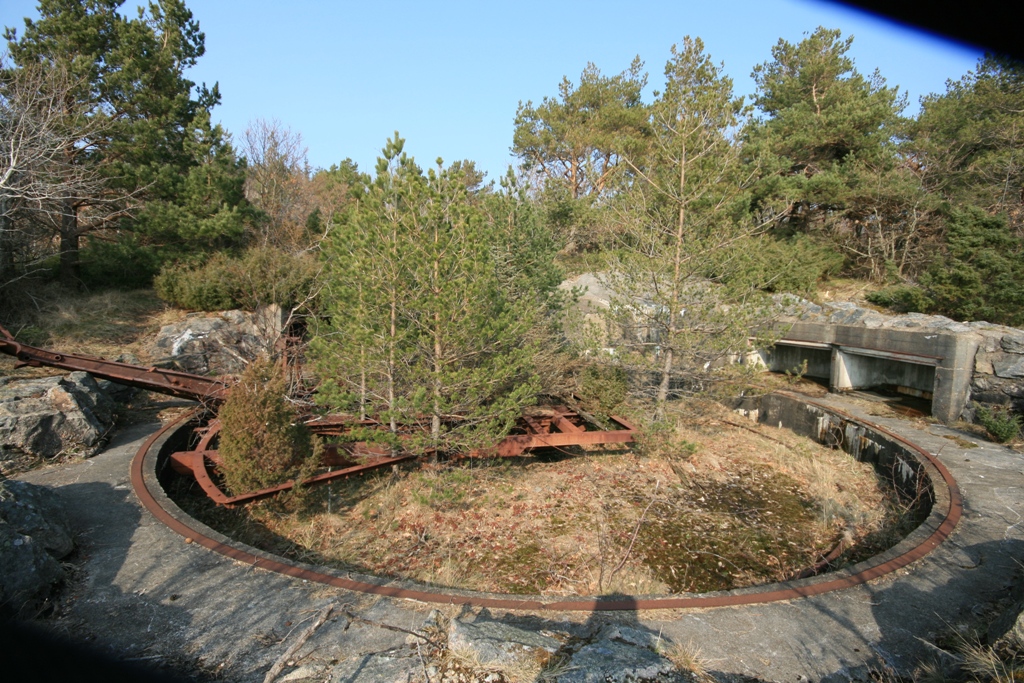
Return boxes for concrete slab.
[12,400,1024,683]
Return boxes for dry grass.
[814,277,883,305]
[960,640,1024,683]
[1,286,181,377]
[443,640,553,683]
[661,640,714,682]
[180,400,907,597]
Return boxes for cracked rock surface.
[0,479,74,618]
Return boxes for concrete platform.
[14,397,1024,682]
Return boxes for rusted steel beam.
[491,428,635,457]
[170,405,637,505]
[172,446,418,507]
[0,324,233,404]
[552,414,584,433]
[2,324,638,505]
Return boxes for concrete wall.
[758,393,935,514]
[766,344,832,380]
[832,350,936,397]
[769,322,979,423]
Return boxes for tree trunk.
[0,199,13,283]
[359,346,367,422]
[431,218,442,451]
[59,199,80,286]
[656,142,687,418]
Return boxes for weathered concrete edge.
[130,398,962,612]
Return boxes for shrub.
[154,246,319,312]
[154,253,237,311]
[79,235,164,289]
[578,364,628,414]
[216,358,321,496]
[232,245,320,311]
[974,403,1023,443]
[866,285,933,314]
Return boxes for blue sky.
[3,0,983,181]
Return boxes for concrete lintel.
[837,345,941,366]
[776,339,833,350]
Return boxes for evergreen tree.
[313,135,541,454]
[408,160,539,451]
[608,37,769,419]
[513,59,649,252]
[914,55,1024,232]
[869,56,1024,323]
[747,27,924,280]
[4,0,243,284]
[513,58,648,200]
[313,134,421,438]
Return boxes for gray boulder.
[0,479,73,617]
[993,354,1024,379]
[1002,333,1024,355]
[0,372,116,459]
[447,616,560,674]
[151,308,284,375]
[560,624,683,683]
[0,479,73,558]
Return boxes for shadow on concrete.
[779,538,1024,681]
[6,477,199,681]
[869,538,1024,677]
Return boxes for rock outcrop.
[0,372,117,460]
[0,479,74,618]
[150,308,285,375]
[326,610,691,683]
[561,624,682,683]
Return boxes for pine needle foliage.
[312,134,544,454]
[217,357,320,495]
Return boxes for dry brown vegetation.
[0,286,182,372]
[0,287,193,431]
[179,400,910,596]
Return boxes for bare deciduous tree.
[242,118,317,249]
[0,58,108,284]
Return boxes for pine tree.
[313,134,421,441]
[313,135,541,454]
[407,160,539,451]
[607,37,769,419]
[914,55,1024,233]
[4,0,241,284]
[746,28,925,280]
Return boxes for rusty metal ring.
[131,398,962,611]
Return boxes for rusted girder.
[168,406,637,506]
[0,325,636,505]
[0,323,233,404]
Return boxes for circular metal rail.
[130,397,962,611]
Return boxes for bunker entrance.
[764,342,937,417]
[834,348,936,417]
[764,342,832,387]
